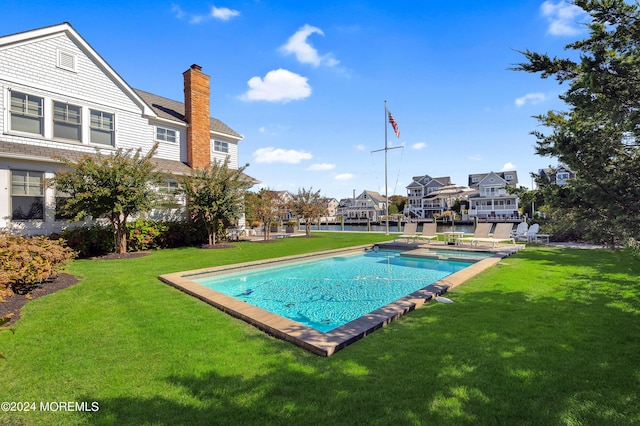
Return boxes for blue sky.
[3,0,590,199]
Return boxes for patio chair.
[518,223,540,242]
[415,222,438,245]
[460,223,492,247]
[394,222,418,243]
[512,222,528,240]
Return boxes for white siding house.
[404,174,451,219]
[0,23,255,235]
[467,171,520,220]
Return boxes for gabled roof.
[0,22,156,118]
[469,171,518,187]
[134,89,242,141]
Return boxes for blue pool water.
[194,250,472,332]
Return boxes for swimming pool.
[160,244,520,356]
[193,249,472,332]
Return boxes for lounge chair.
[512,222,528,240]
[460,223,492,247]
[394,222,418,243]
[415,222,438,245]
[464,223,516,248]
[517,223,540,242]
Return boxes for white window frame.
[214,140,229,153]
[9,91,44,136]
[156,126,177,143]
[53,101,82,142]
[90,109,115,146]
[11,170,45,221]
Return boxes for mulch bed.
[1,273,79,327]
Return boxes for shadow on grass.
[73,247,639,425]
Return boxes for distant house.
[322,197,339,220]
[0,23,257,235]
[467,171,520,220]
[538,165,575,186]
[337,190,387,222]
[404,174,451,219]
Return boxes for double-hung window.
[10,91,44,135]
[90,110,114,146]
[11,170,44,220]
[156,127,176,143]
[53,101,82,141]
[214,140,229,153]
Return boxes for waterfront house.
[0,23,255,235]
[467,171,520,221]
[404,174,451,219]
[337,190,387,222]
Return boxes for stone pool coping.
[158,243,524,357]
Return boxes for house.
[404,174,451,219]
[0,23,256,235]
[337,190,387,222]
[467,171,520,220]
[538,165,575,186]
[322,197,339,221]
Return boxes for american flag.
[388,111,400,138]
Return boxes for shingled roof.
[134,89,242,140]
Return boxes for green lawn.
[1,233,639,425]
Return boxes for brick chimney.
[183,64,211,169]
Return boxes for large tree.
[179,159,252,245]
[53,144,165,254]
[289,188,327,237]
[514,0,640,247]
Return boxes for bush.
[60,225,114,258]
[126,219,168,252]
[0,233,76,298]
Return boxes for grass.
[1,233,639,425]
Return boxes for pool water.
[193,250,472,332]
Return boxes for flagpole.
[372,100,402,235]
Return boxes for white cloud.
[172,4,240,23]
[211,6,240,21]
[240,69,311,102]
[253,147,312,164]
[280,24,339,67]
[412,142,427,150]
[307,163,336,171]
[355,144,366,151]
[515,92,546,107]
[541,1,587,36]
[468,154,483,161]
[334,173,354,181]
[501,162,516,171]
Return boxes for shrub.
[60,225,113,258]
[126,219,168,252]
[0,233,76,297]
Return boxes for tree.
[513,0,640,247]
[289,188,327,237]
[179,159,252,245]
[53,144,165,254]
[245,189,280,241]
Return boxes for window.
[53,101,82,141]
[11,170,44,220]
[158,178,179,194]
[90,110,114,146]
[10,91,44,135]
[557,172,570,181]
[214,140,229,153]
[54,188,74,220]
[156,127,176,143]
